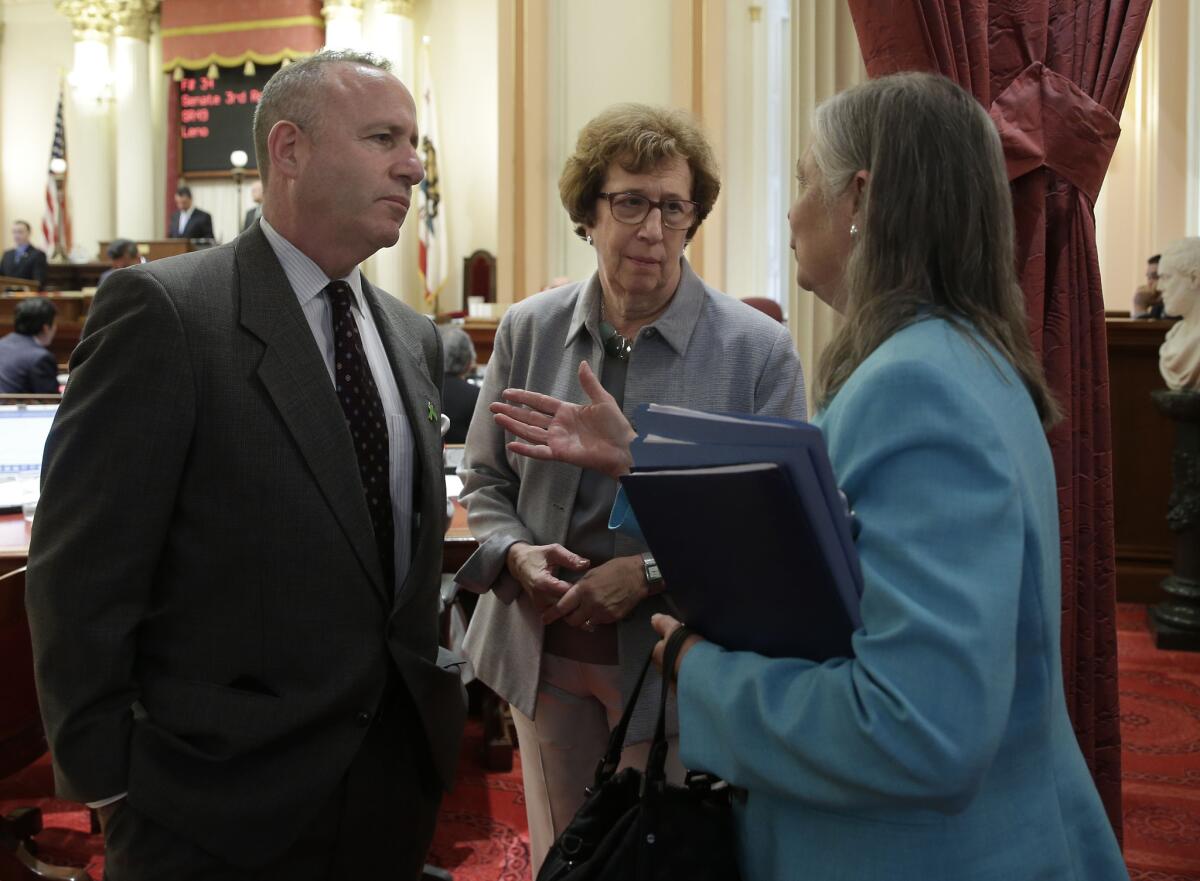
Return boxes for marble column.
[322,0,365,51]
[111,0,159,240]
[365,0,415,306]
[56,0,114,260]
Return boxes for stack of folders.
[618,404,863,661]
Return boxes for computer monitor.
[0,403,57,475]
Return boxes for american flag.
[42,87,71,254]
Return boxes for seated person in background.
[1132,254,1170,319]
[168,185,215,239]
[440,325,480,444]
[1,220,48,288]
[243,180,264,232]
[0,297,58,393]
[98,239,142,285]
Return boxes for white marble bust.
[1158,237,1200,391]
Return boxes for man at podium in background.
[1,220,48,287]
[167,184,214,239]
[26,48,464,881]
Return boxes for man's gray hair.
[252,49,393,187]
[440,326,476,376]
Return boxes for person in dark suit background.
[0,297,58,393]
[242,179,264,232]
[440,325,480,444]
[167,185,214,239]
[1,220,48,288]
[27,49,465,880]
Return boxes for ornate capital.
[109,0,160,41]
[376,0,414,16]
[322,0,364,21]
[54,0,112,43]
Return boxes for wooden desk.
[461,319,499,365]
[99,239,190,263]
[1107,317,1177,602]
[0,515,32,579]
[1,504,476,579]
[44,263,106,292]
[0,275,38,292]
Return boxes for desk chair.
[462,250,497,308]
[0,567,90,880]
[741,296,785,323]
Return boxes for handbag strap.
[591,624,697,790]
[644,623,694,786]
[592,647,656,788]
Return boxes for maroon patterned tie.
[326,280,394,589]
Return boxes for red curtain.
[845,0,1153,841]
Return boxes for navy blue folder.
[617,405,862,660]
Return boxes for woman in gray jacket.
[454,102,807,875]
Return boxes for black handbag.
[536,625,743,881]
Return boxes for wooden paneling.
[44,263,106,292]
[1108,317,1177,602]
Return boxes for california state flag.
[418,51,447,309]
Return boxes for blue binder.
[616,405,862,660]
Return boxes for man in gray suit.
[26,49,464,880]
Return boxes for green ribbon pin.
[427,401,438,423]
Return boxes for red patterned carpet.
[0,720,529,881]
[1118,604,1200,881]
[3,604,1199,880]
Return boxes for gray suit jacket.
[456,260,806,742]
[26,226,465,865]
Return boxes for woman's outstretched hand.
[491,360,637,479]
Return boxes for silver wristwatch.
[642,551,663,588]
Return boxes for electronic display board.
[178,64,280,174]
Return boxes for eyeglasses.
[598,192,699,230]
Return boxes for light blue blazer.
[678,318,1128,881]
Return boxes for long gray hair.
[811,72,1060,427]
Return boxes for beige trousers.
[511,653,685,878]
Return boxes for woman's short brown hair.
[559,103,720,242]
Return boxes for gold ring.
[583,618,595,632]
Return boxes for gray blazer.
[26,226,465,865]
[456,259,806,742]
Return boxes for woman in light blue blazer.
[492,72,1129,880]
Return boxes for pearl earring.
[849,223,859,238]
[586,234,594,245]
